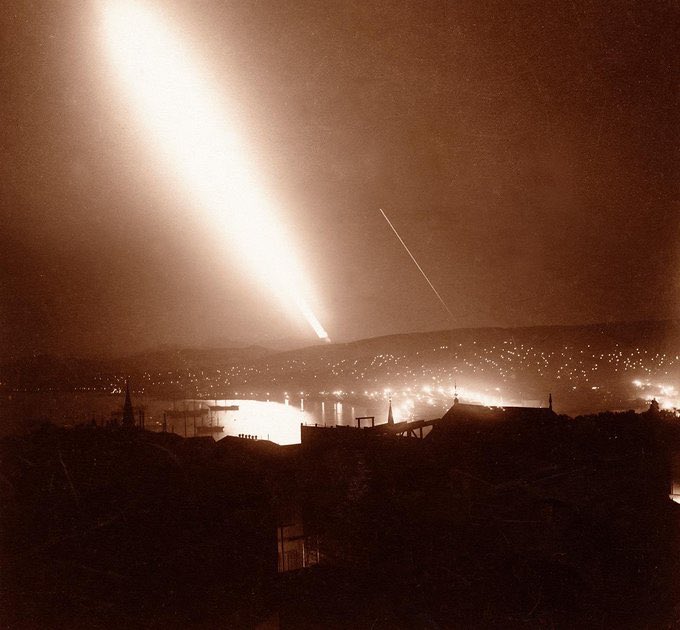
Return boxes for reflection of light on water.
[671,480,680,504]
[199,400,313,445]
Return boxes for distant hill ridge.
[2,320,678,404]
[270,319,679,362]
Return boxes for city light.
[100,0,329,341]
[632,379,679,411]
[90,335,679,420]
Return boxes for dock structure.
[163,407,211,437]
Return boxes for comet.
[100,0,329,342]
[380,208,453,318]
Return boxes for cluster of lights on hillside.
[80,340,678,412]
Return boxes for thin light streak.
[379,208,454,318]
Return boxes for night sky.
[2,1,677,358]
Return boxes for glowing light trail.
[379,208,454,318]
[101,0,329,341]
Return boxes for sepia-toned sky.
[1,0,678,357]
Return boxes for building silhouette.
[122,381,135,427]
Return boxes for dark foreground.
[2,407,680,628]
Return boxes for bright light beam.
[379,208,454,319]
[101,0,329,342]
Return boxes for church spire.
[548,393,553,412]
[122,380,135,427]
[387,397,394,425]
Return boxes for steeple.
[548,393,553,412]
[122,380,135,427]
[387,397,394,425]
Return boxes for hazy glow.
[393,397,414,422]
[101,0,329,341]
[632,379,679,411]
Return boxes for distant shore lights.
[100,0,329,342]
